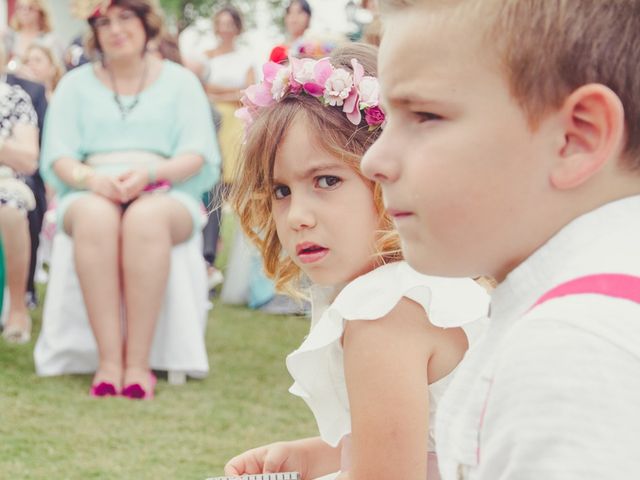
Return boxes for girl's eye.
[273,185,290,199]
[414,111,442,123]
[316,175,341,189]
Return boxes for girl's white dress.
[286,261,490,479]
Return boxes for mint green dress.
[41,60,220,236]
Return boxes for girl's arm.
[0,123,39,174]
[343,297,455,480]
[224,436,341,480]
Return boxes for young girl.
[226,44,489,480]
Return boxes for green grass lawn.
[0,300,317,479]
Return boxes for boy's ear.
[551,84,625,189]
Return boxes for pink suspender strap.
[531,273,640,310]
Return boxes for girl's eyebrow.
[302,163,347,178]
[273,162,348,183]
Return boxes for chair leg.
[167,370,187,385]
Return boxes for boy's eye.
[414,111,442,123]
[316,175,341,189]
[273,185,290,199]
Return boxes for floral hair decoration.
[236,56,385,133]
[70,0,112,20]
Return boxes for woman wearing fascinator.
[39,0,219,399]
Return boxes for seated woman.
[0,43,39,344]
[41,0,219,399]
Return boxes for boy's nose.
[361,129,400,183]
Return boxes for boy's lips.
[296,241,329,264]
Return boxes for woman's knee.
[122,195,192,245]
[64,195,122,239]
[0,204,28,228]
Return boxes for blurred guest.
[3,43,48,311]
[41,0,219,399]
[147,31,182,64]
[0,44,40,344]
[2,0,62,71]
[21,43,64,99]
[203,5,254,184]
[360,0,382,46]
[201,5,253,290]
[63,34,91,70]
[148,31,224,291]
[269,0,312,64]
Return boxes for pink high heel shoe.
[121,372,157,400]
[90,381,118,398]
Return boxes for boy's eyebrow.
[384,92,445,109]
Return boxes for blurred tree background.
[159,0,288,31]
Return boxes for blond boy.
[362,1,640,478]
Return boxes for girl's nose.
[287,194,316,231]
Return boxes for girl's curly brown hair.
[230,43,402,296]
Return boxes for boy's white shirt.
[436,195,640,480]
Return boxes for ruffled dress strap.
[286,261,490,447]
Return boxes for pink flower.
[291,57,317,85]
[290,57,315,94]
[263,61,284,85]
[271,67,291,101]
[313,58,334,86]
[323,68,354,107]
[235,106,254,126]
[342,90,361,125]
[351,58,364,86]
[358,76,380,108]
[244,83,274,108]
[364,106,385,126]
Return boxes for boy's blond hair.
[379,0,640,169]
[230,44,402,295]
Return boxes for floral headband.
[236,56,385,133]
[70,0,112,20]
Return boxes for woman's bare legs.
[65,195,124,389]
[121,195,192,391]
[0,206,31,338]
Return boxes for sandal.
[2,314,32,344]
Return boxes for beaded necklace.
[106,58,148,120]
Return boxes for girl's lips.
[296,242,329,264]
[298,248,329,264]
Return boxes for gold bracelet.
[71,164,94,189]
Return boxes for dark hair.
[286,0,312,17]
[85,0,164,57]
[214,5,243,33]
